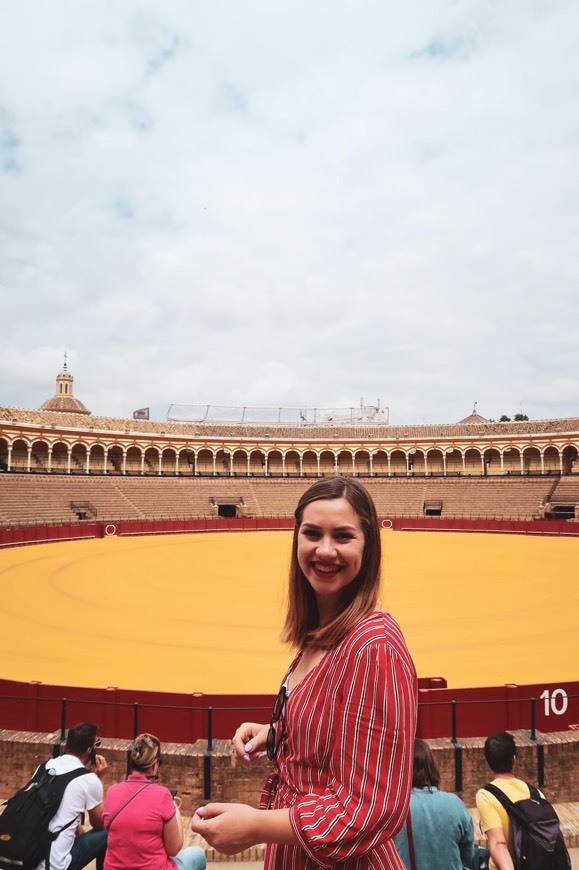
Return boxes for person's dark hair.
[65,723,99,756]
[281,476,381,649]
[412,738,441,788]
[484,732,517,774]
[130,733,162,772]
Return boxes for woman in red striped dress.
[192,477,417,868]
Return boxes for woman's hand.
[232,722,269,762]
[191,803,260,854]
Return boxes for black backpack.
[483,782,571,870]
[0,762,90,870]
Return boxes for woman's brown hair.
[281,476,382,649]
[412,738,441,788]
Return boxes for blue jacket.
[394,787,475,870]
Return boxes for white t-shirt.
[34,755,103,870]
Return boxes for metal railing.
[2,691,577,798]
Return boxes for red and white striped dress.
[260,611,417,869]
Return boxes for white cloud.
[0,0,578,424]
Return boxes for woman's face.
[297,497,365,613]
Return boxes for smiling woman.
[192,477,418,868]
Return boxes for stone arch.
[8,437,30,471]
[177,448,196,476]
[426,448,444,476]
[126,445,143,475]
[267,450,284,476]
[0,436,9,471]
[353,449,371,476]
[390,449,406,476]
[319,450,336,475]
[89,443,106,474]
[483,447,501,476]
[143,446,159,476]
[215,448,231,476]
[231,449,248,476]
[502,446,522,475]
[108,444,124,475]
[444,448,462,475]
[31,439,49,472]
[464,447,483,476]
[196,448,214,476]
[70,441,87,474]
[336,450,354,476]
[302,450,318,476]
[372,449,389,476]
[562,444,578,474]
[249,449,266,476]
[522,445,541,475]
[284,449,301,476]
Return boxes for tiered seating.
[550,478,579,503]
[0,474,558,527]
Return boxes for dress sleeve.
[289,639,417,866]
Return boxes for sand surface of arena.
[0,530,576,693]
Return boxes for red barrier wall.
[2,516,578,549]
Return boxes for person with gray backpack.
[475,732,571,870]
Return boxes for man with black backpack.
[475,731,570,870]
[0,722,108,870]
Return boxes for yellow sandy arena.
[0,530,577,694]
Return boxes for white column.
[230,453,234,476]
[443,452,447,476]
[86,451,90,475]
[387,453,391,476]
[559,450,563,474]
[47,446,53,473]
[7,445,12,471]
[212,453,216,476]
[500,452,504,475]
[369,453,373,476]
[540,452,545,475]
[246,453,251,475]
[123,450,128,475]
[27,445,32,472]
[158,453,163,475]
[282,453,286,476]
[424,453,428,475]
[316,454,320,476]
[175,453,179,476]
[140,453,145,475]
[480,454,485,476]
[520,453,524,475]
[67,447,72,474]
[299,454,303,476]
[461,453,466,474]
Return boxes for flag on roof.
[133,408,150,420]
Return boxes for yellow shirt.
[475,778,535,870]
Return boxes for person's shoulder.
[343,611,412,659]
[344,611,402,645]
[438,790,470,812]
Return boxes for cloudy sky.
[1,1,578,425]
